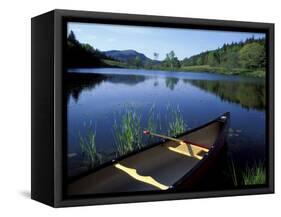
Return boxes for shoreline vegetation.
[66,30,266,78]
[102,61,265,78]
[229,159,266,186]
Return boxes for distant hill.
[103,50,152,64]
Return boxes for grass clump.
[242,162,266,185]
[79,123,102,169]
[147,104,157,133]
[145,104,163,144]
[114,107,142,156]
[228,158,266,186]
[167,105,186,136]
[113,104,187,157]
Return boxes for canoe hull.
[175,131,228,189]
[68,112,230,195]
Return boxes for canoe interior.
[68,121,223,195]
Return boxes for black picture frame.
[31,9,274,207]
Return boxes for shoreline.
[100,59,266,78]
[68,64,265,78]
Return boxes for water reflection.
[165,77,179,90]
[185,79,265,110]
[66,73,105,102]
[66,73,148,102]
[66,72,265,111]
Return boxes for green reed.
[78,124,102,169]
[113,104,187,156]
[147,104,157,133]
[242,162,266,185]
[146,104,163,143]
[228,157,266,186]
[167,105,186,136]
[114,107,142,156]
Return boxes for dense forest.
[66,30,266,77]
[181,37,266,76]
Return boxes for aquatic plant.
[228,157,266,186]
[147,104,156,133]
[242,162,266,185]
[78,124,101,168]
[114,107,142,156]
[145,104,163,144]
[113,104,187,156]
[167,105,186,136]
[229,158,238,187]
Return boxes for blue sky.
[68,22,265,60]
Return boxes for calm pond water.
[66,68,266,188]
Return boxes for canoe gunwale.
[68,112,230,184]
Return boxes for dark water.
[66,68,266,188]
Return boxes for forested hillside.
[181,37,266,76]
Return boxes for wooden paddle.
[143,130,209,150]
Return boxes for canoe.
[68,112,230,195]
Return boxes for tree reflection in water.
[185,79,265,110]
